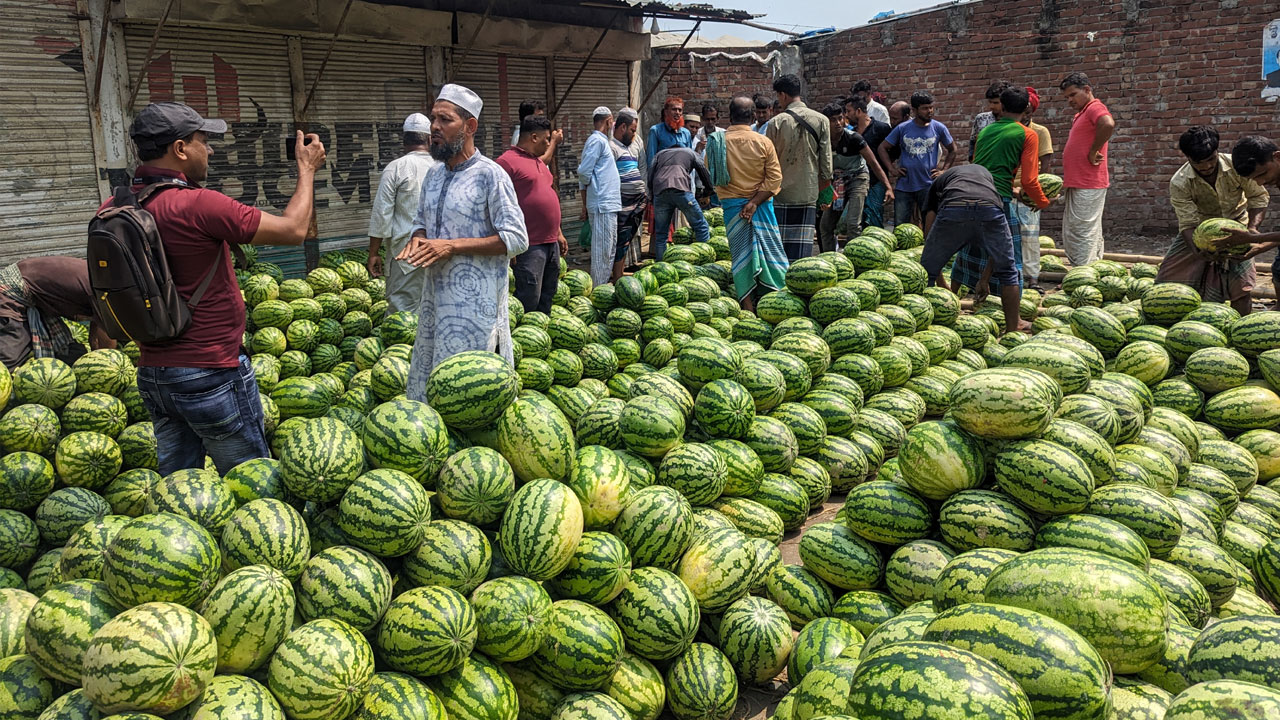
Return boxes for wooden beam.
[638,21,702,113]
[300,0,356,119]
[550,11,622,121]
[125,0,177,113]
[1040,248,1164,264]
[447,0,497,83]
[90,0,114,107]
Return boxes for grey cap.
[130,102,228,150]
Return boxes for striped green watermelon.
[603,653,665,720]
[664,643,737,720]
[376,585,476,677]
[144,468,235,533]
[790,655,857,720]
[932,548,1020,611]
[1163,680,1280,720]
[297,545,392,632]
[922,602,1110,720]
[1149,558,1213,629]
[57,514,129,582]
[1185,614,1280,689]
[0,588,34,657]
[176,675,286,720]
[533,599,625,691]
[1040,419,1116,485]
[1086,483,1184,557]
[897,420,985,500]
[102,513,219,607]
[197,564,293,675]
[268,618,374,720]
[499,478,583,581]
[402,519,491,595]
[0,451,54,512]
[1137,619,1198,695]
[550,692,630,720]
[81,601,216,715]
[1184,347,1251,394]
[61,392,128,439]
[752,473,809,531]
[336,468,431,557]
[676,527,753,612]
[765,564,835,630]
[279,417,364,503]
[470,576,553,663]
[656,442,726,506]
[219,498,309,581]
[497,395,577,482]
[993,439,1095,515]
[23,578,123,685]
[425,351,521,430]
[829,590,904,637]
[1205,386,1280,433]
[937,490,1035,552]
[983,547,1169,674]
[787,618,863,685]
[1198,439,1260,494]
[949,369,1055,440]
[545,531,632,605]
[53,431,121,491]
[565,446,632,529]
[848,641,1033,720]
[717,595,794,685]
[1035,513,1150,569]
[610,485,692,568]
[13,358,76,409]
[798,522,882,590]
[435,447,515,528]
[1142,282,1202,325]
[883,540,954,606]
[842,480,932,545]
[607,566,698,661]
[361,399,449,484]
[1166,536,1237,607]
[693,379,755,439]
[0,654,56,719]
[32,487,106,550]
[0,404,60,456]
[1229,310,1280,356]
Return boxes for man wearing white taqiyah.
[578,106,622,285]
[367,112,439,314]
[397,83,529,386]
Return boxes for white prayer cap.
[403,112,431,133]
[436,83,483,118]
[617,107,639,122]
[593,106,613,118]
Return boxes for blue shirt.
[577,130,621,213]
[884,119,955,193]
[646,123,692,166]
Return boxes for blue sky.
[659,0,949,43]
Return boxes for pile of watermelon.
[1,222,1280,720]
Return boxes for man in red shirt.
[1059,72,1116,267]
[497,115,567,314]
[121,102,327,474]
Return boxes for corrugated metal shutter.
[451,51,504,160]
[0,0,101,262]
[551,58,630,235]
[300,38,430,248]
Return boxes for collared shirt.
[368,150,438,251]
[1168,153,1269,233]
[925,164,1004,213]
[496,145,561,245]
[407,149,529,379]
[649,147,713,196]
[646,122,692,165]
[577,130,622,213]
[610,135,647,211]
[717,125,782,200]
[974,116,1050,207]
[766,99,834,205]
[1063,98,1112,189]
[866,98,890,125]
[110,165,261,369]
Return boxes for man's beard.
[430,133,466,161]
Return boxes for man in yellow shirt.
[707,96,787,310]
[1156,126,1268,315]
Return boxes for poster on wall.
[1265,20,1280,101]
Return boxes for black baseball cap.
[129,102,227,151]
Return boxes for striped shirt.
[610,136,647,211]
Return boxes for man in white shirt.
[367,113,439,313]
[852,79,890,125]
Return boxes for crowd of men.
[3,70,1279,479]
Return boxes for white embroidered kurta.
[405,149,528,397]
[368,150,439,314]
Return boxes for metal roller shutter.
[551,58,630,236]
[0,0,101,262]
[450,51,505,160]
[300,37,431,247]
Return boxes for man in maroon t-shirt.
[120,102,327,474]
[497,114,567,314]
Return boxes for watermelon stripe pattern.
[102,513,221,608]
[376,586,477,677]
[199,565,294,674]
[268,618,375,720]
[499,478,584,581]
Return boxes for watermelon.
[57,514,129,582]
[497,396,577,482]
[376,585,477,677]
[602,652,665,720]
[1163,680,1280,720]
[0,404,61,456]
[993,439,1095,515]
[13,358,76,409]
[268,618,374,720]
[403,519,491,595]
[54,431,121,491]
[279,417,364,503]
[145,468,236,533]
[362,399,450,484]
[922,602,1109,720]
[425,351,521,430]
[610,485,692,568]
[848,641,1033,720]
[435,447,515,528]
[0,654,56,720]
[102,512,219,607]
[932,548,1020,611]
[470,576,553,662]
[1205,386,1280,432]
[336,468,431,557]
[717,595,794,684]
[787,617,863,685]
[1185,614,1280,689]
[949,369,1055,440]
[178,675,287,720]
[1085,482,1184,558]
[499,478,584,581]
[897,420,985,500]
[1192,217,1250,255]
[1035,513,1150,570]
[545,531,632,604]
[765,564,836,630]
[198,560,292,676]
[219,498,309,581]
[81,601,217,715]
[298,545,392,632]
[0,451,54,512]
[842,480,932,545]
[693,379,755,439]
[676,527,753,612]
[798,521,883,590]
[937,490,1036,552]
[607,566,699,662]
[982,547,1169,674]
[664,643,737,720]
[23,578,123,685]
[533,600,625,691]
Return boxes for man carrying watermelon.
[919,164,1031,334]
[396,84,530,381]
[1221,136,1280,305]
[1156,127,1269,315]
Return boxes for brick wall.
[658,0,1280,246]
[649,46,780,121]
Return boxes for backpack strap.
[784,109,823,150]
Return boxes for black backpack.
[87,181,243,344]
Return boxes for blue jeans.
[894,187,931,227]
[136,354,269,476]
[652,189,711,259]
[920,203,1020,288]
[863,182,887,228]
